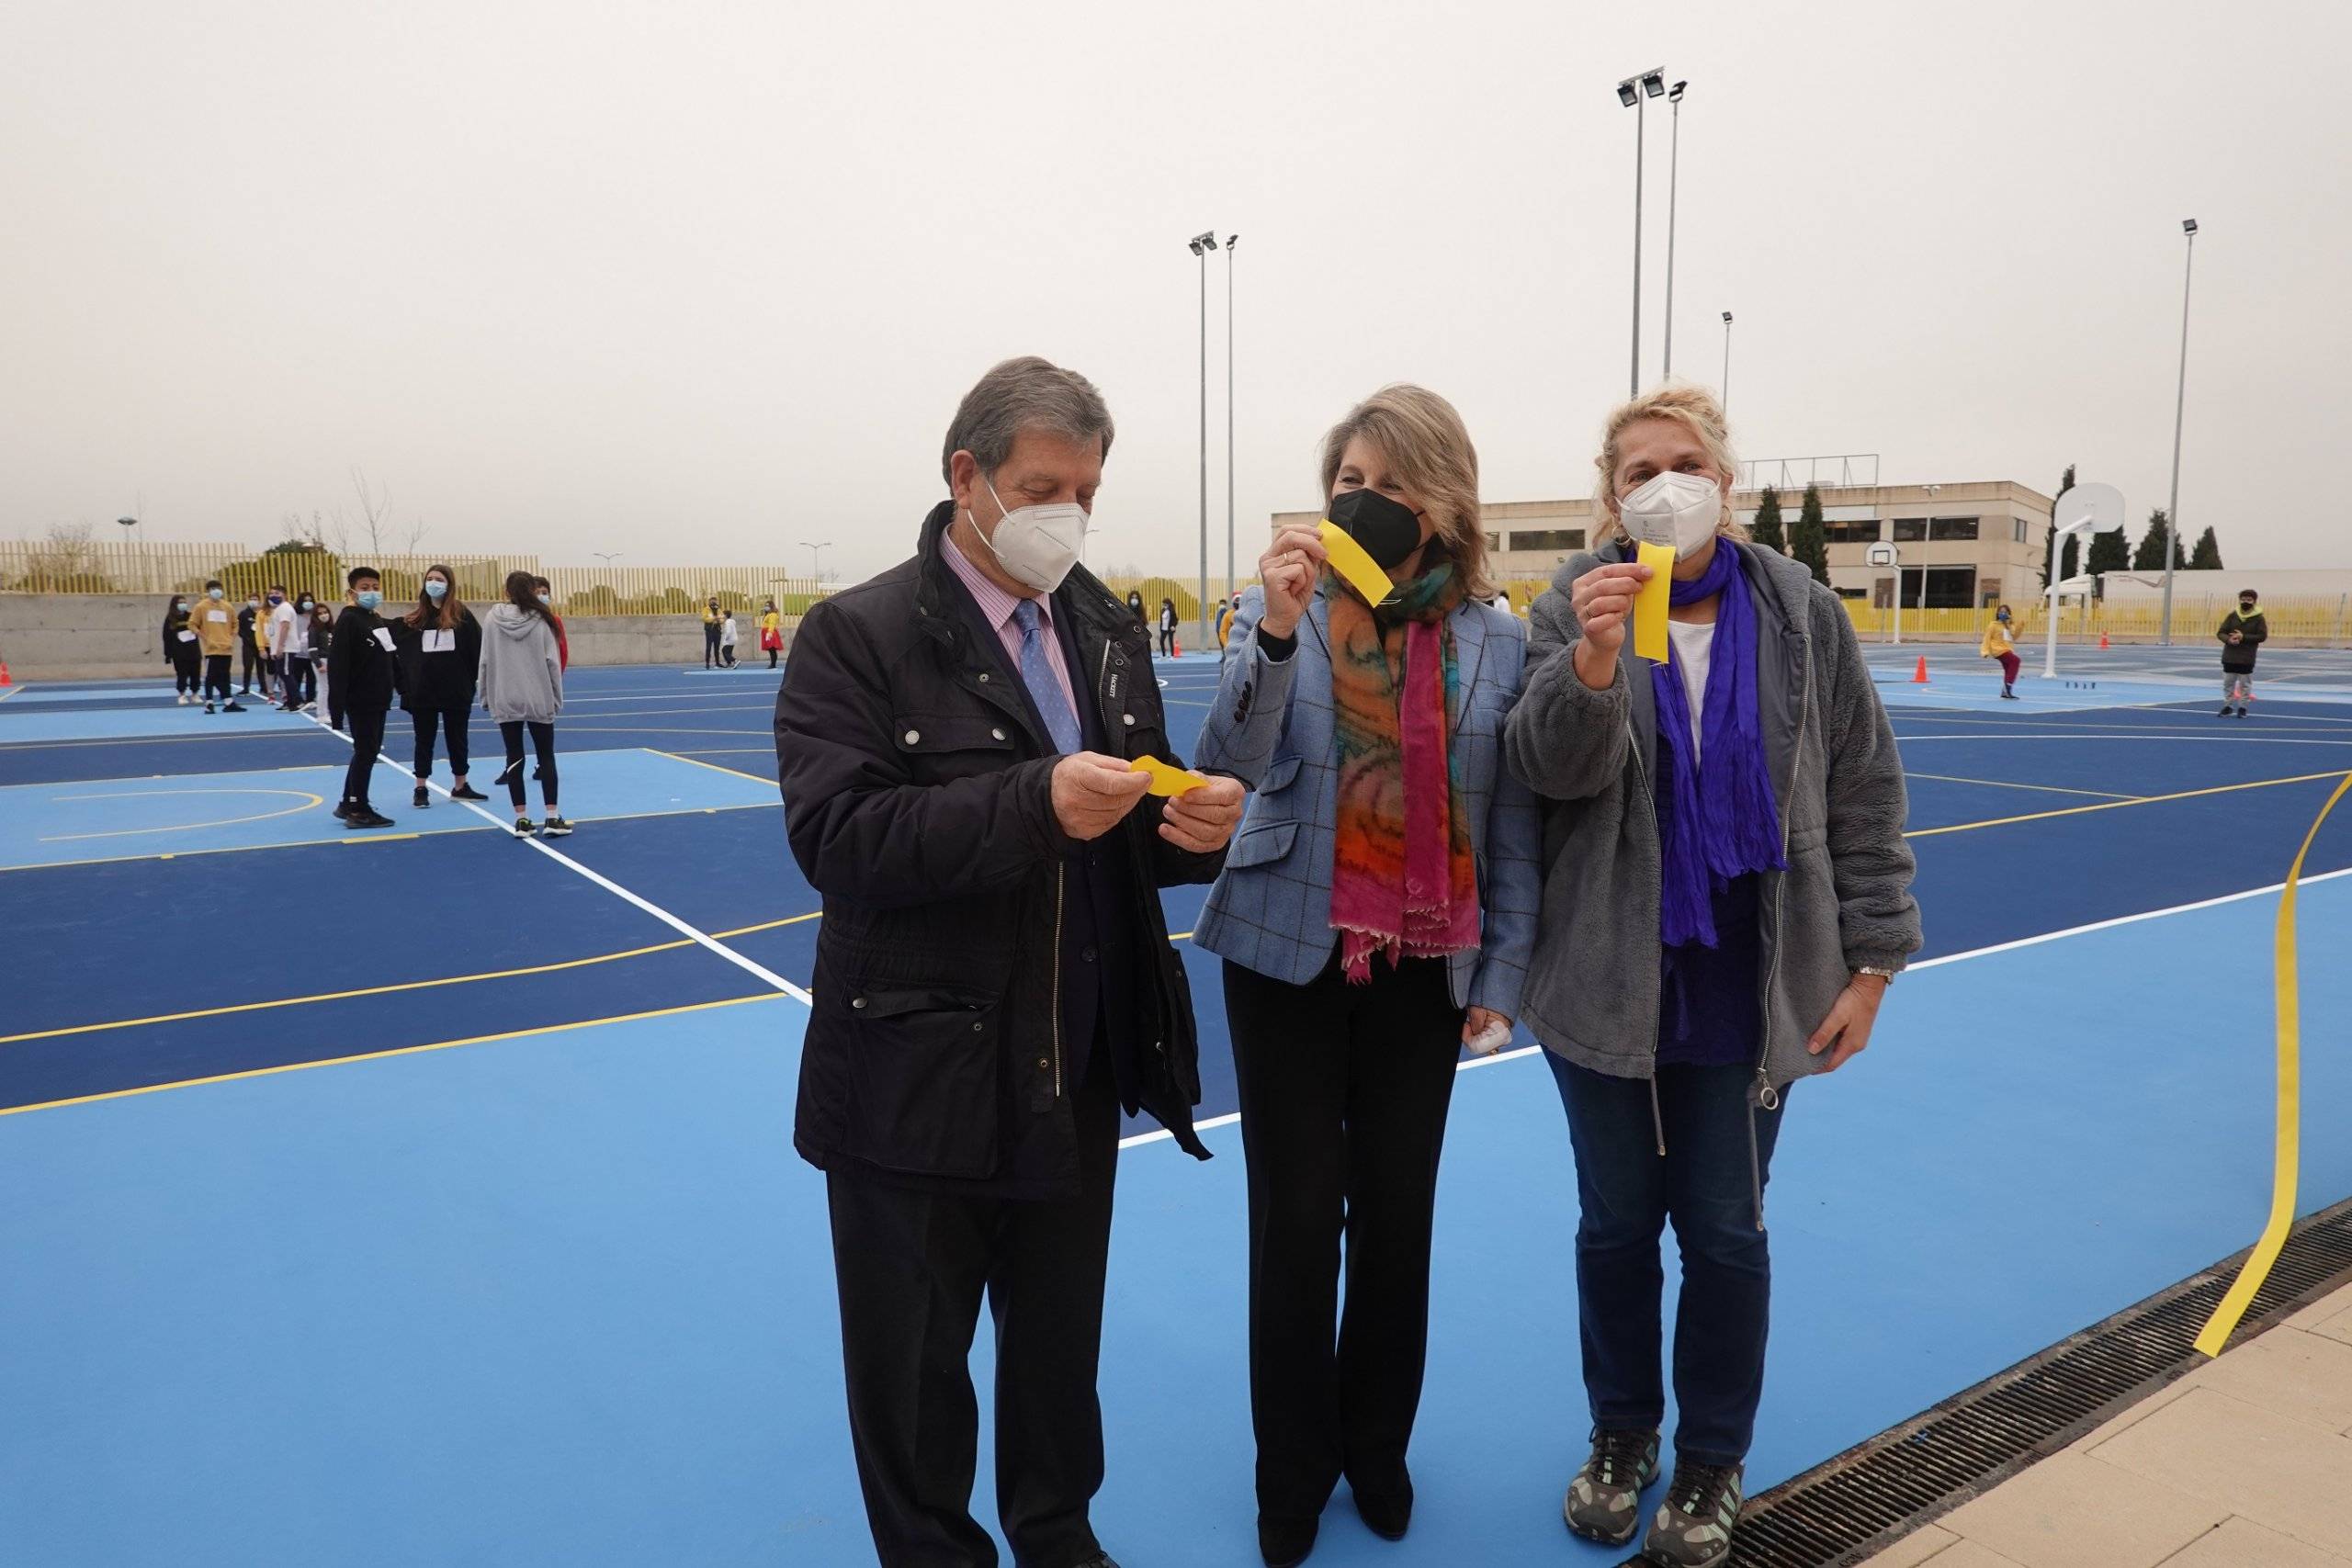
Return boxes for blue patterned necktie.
[1012,600,1083,755]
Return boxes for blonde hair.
[1590,384,1745,546]
[1319,384,1494,598]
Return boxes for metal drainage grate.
[1615,1196,2352,1568]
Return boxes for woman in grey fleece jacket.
[479,570,569,838]
[1503,388,1921,1568]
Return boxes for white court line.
[301,712,811,1004]
[1894,733,2352,747]
[1114,863,2352,1151]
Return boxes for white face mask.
[1618,469,1724,555]
[970,476,1090,594]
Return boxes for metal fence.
[0,540,828,617]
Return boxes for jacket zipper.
[1624,705,1668,1158]
[1747,625,1808,1232]
[1051,862,1067,1100]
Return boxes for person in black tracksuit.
[2217,591,2269,717]
[394,564,488,808]
[327,567,400,829]
[163,596,201,700]
[236,595,268,696]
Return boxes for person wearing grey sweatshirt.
[1503,388,1921,1568]
[479,570,570,839]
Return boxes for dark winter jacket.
[327,605,399,723]
[2219,609,2268,673]
[774,502,1223,1198]
[394,608,482,711]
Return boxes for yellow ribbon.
[1318,521,1397,608]
[1128,755,1206,797]
[2194,768,2352,1357]
[1630,541,1677,663]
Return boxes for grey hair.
[940,355,1115,485]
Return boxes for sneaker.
[450,783,488,802]
[1564,1427,1660,1546]
[302,701,318,714]
[223,701,246,713]
[2237,706,2251,717]
[513,817,537,839]
[343,809,396,830]
[1642,1461,1744,1568]
[1999,691,2019,700]
[413,784,431,809]
[333,801,356,820]
[540,816,573,838]
[203,701,216,714]
[2220,705,2234,716]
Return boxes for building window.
[1824,519,1883,544]
[1899,567,1976,608]
[1928,516,1980,541]
[1982,578,2002,605]
[1486,532,1502,551]
[1892,518,1928,542]
[2013,519,2030,544]
[1509,528,1585,552]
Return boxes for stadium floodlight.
[1617,77,1639,107]
[1668,79,1686,102]
[1641,70,1665,96]
[1618,67,1668,392]
[2182,218,2199,235]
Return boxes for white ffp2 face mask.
[971,477,1090,593]
[1619,469,1724,555]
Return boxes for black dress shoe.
[1259,1514,1317,1568]
[1353,1482,1412,1541]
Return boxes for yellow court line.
[644,747,775,788]
[340,832,422,845]
[0,910,823,1045]
[0,994,786,1120]
[39,787,325,842]
[1907,769,2352,840]
[2195,768,2352,1356]
[1902,772,2144,802]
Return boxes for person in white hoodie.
[479,569,570,839]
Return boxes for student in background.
[191,580,246,714]
[327,567,399,829]
[308,596,338,700]
[260,585,289,700]
[759,597,783,669]
[236,592,269,698]
[396,564,487,808]
[276,591,319,712]
[531,576,569,669]
[481,570,570,838]
[1126,588,1147,626]
[1159,595,1179,657]
[703,595,723,669]
[1981,603,2022,700]
[2218,589,2268,717]
[164,594,201,704]
[719,609,741,667]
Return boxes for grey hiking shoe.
[1564,1427,1659,1546]
[1643,1460,1744,1567]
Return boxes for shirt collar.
[941,524,1051,631]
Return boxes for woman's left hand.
[1159,774,1246,852]
[1462,1007,1513,1055]
[1806,975,1889,1072]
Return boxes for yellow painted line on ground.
[339,831,421,845]
[1906,769,2352,840]
[1902,772,2144,802]
[0,911,823,1045]
[2196,769,2352,1357]
[39,787,325,841]
[0,994,786,1120]
[645,747,775,787]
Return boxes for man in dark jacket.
[2217,589,2269,717]
[327,566,400,829]
[775,356,1243,1568]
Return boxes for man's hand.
[1568,560,1653,690]
[1052,752,1152,841]
[1258,525,1328,639]
[1159,773,1245,853]
[1462,1007,1513,1055]
[1806,974,1889,1073]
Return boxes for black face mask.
[1327,486,1425,570]
[2240,603,2257,615]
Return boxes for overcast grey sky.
[4,1,2346,581]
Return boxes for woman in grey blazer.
[1504,386,1921,1568]
[1194,385,1542,1568]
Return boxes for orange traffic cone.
[2098,631,2110,650]
[0,660,10,686]
[1911,655,1929,684]
[1173,634,1182,658]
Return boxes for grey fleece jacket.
[1503,539,1921,1095]
[479,604,564,724]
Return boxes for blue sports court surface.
[2,643,2349,1565]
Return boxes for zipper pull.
[1750,1067,1781,1113]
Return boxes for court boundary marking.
[1906,768,2352,839]
[1902,772,2144,802]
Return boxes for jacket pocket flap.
[1225,820,1298,869]
[851,987,996,1020]
[892,716,1018,755]
[1259,755,1304,793]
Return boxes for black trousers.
[412,705,471,779]
[170,645,200,693]
[202,654,232,703]
[498,720,559,810]
[1224,954,1465,1520]
[282,654,315,706]
[705,624,721,667]
[828,1057,1119,1568]
[1157,628,1175,657]
[240,639,264,691]
[342,706,388,806]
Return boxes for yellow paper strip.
[1128,755,1206,797]
[1631,541,1677,662]
[1318,521,1396,607]
[2194,767,2352,1357]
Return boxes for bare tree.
[348,467,427,556]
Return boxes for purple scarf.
[1650,539,1785,948]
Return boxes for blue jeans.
[1547,1054,1789,1468]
